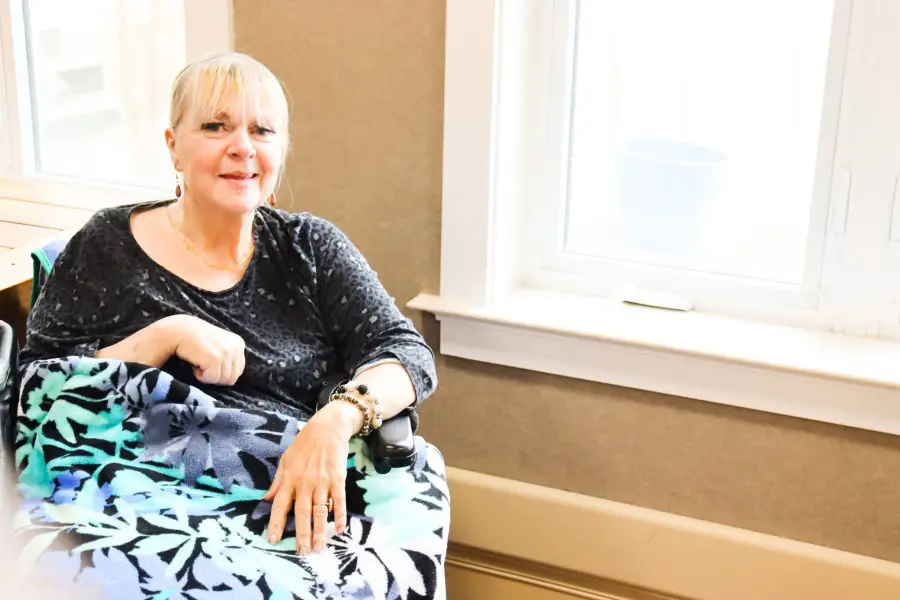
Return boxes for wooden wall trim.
[448,544,681,600]
[446,467,900,600]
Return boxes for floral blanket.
[7,357,450,599]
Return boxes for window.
[555,1,834,288]
[530,0,865,327]
[0,0,231,191]
[416,0,900,436]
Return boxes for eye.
[200,122,225,132]
[254,125,275,136]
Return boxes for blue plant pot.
[615,139,728,258]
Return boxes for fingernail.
[313,541,323,552]
[297,544,308,555]
[269,534,278,545]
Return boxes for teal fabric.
[29,248,51,308]
[13,356,450,598]
[29,239,64,308]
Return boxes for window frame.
[415,0,900,437]
[0,0,233,193]
[529,0,859,326]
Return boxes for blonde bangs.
[170,52,290,139]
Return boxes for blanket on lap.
[9,357,450,599]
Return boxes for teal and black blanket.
[9,357,450,599]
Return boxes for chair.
[0,240,419,476]
[0,320,16,480]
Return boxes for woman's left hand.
[263,402,362,553]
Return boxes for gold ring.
[314,498,333,511]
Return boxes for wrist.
[315,399,365,439]
[153,315,186,355]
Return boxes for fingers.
[311,488,331,552]
[266,480,331,554]
[220,341,243,385]
[188,331,245,386]
[268,487,294,545]
[194,365,220,385]
[219,358,233,387]
[175,320,248,386]
[330,478,347,536]
[294,487,314,554]
[233,347,246,382]
[263,465,283,502]
[194,348,245,385]
[227,334,246,385]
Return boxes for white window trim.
[526,0,846,321]
[413,0,900,437]
[0,0,35,175]
[0,0,233,195]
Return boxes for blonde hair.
[169,52,291,165]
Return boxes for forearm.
[313,362,416,439]
[95,317,178,368]
[353,361,416,418]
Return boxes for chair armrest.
[0,320,18,474]
[317,375,418,472]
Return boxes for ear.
[165,128,179,170]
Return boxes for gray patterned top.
[20,199,437,420]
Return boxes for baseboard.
[445,467,900,600]
[447,544,681,600]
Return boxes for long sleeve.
[303,216,437,404]
[19,215,111,372]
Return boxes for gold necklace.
[166,202,256,271]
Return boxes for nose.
[227,129,256,160]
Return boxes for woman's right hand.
[162,314,246,385]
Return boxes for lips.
[220,173,258,180]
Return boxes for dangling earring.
[174,173,182,198]
[268,192,276,207]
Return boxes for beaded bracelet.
[330,392,375,436]
[343,381,383,432]
[330,381,383,437]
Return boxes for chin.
[206,182,261,209]
[209,193,264,215]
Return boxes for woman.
[19,52,438,562]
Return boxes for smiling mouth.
[220,173,259,180]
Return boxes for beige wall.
[234,0,900,563]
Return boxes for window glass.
[24,0,186,189]
[563,0,835,284]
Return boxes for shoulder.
[31,202,147,304]
[54,202,139,263]
[256,207,374,284]
[67,201,158,244]
[256,206,355,251]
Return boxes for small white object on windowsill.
[614,284,695,312]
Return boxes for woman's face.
[167,98,284,214]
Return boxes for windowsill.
[0,177,163,291]
[409,288,900,436]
